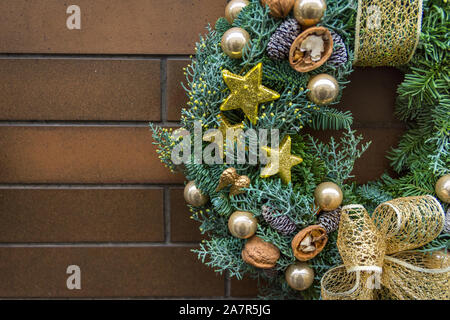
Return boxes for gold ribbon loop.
[354,0,423,66]
[321,195,450,300]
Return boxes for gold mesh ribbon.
[354,0,423,66]
[321,195,450,300]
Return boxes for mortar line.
[0,120,406,129]
[0,53,192,60]
[0,184,185,189]
[224,271,231,298]
[0,121,180,127]
[0,242,200,247]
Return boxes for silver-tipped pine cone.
[327,30,348,67]
[318,207,341,233]
[266,18,301,60]
[261,205,297,235]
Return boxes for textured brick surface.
[167,59,190,121]
[0,127,184,184]
[0,247,224,297]
[0,0,224,54]
[0,189,164,242]
[0,59,161,121]
[170,187,203,242]
[335,67,405,125]
[231,277,260,298]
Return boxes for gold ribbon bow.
[321,195,450,300]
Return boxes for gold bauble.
[285,262,315,291]
[183,181,209,207]
[314,182,343,211]
[435,174,450,203]
[225,0,249,23]
[307,73,339,105]
[221,27,251,59]
[228,211,257,239]
[293,0,327,27]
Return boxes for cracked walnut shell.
[291,225,328,261]
[289,26,333,73]
[242,236,280,269]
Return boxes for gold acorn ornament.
[293,0,327,28]
[260,0,295,18]
[285,262,315,291]
[228,211,258,239]
[435,174,450,203]
[183,181,209,207]
[221,27,251,59]
[314,182,343,211]
[225,0,249,23]
[307,73,339,105]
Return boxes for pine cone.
[266,18,302,60]
[443,208,450,234]
[261,205,297,235]
[261,0,295,18]
[327,30,348,67]
[318,207,341,233]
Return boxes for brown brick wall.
[0,0,404,298]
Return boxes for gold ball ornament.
[221,27,251,59]
[293,0,327,27]
[307,73,339,105]
[183,181,209,207]
[228,211,258,239]
[435,174,450,203]
[285,262,315,291]
[225,0,249,23]
[314,182,343,211]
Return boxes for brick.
[167,59,190,122]
[0,189,164,242]
[334,67,404,125]
[0,247,224,297]
[0,0,224,54]
[170,187,203,242]
[0,127,184,184]
[0,59,161,121]
[307,127,405,184]
[230,277,259,298]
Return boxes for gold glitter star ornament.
[220,63,280,124]
[261,135,303,184]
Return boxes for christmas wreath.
[151,0,449,299]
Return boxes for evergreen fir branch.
[308,128,371,185]
[192,237,252,279]
[309,107,353,130]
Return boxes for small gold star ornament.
[261,135,303,184]
[220,63,280,124]
[202,114,244,158]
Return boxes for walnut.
[260,0,295,18]
[300,35,324,62]
[242,236,280,269]
[291,225,328,261]
[289,26,333,73]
